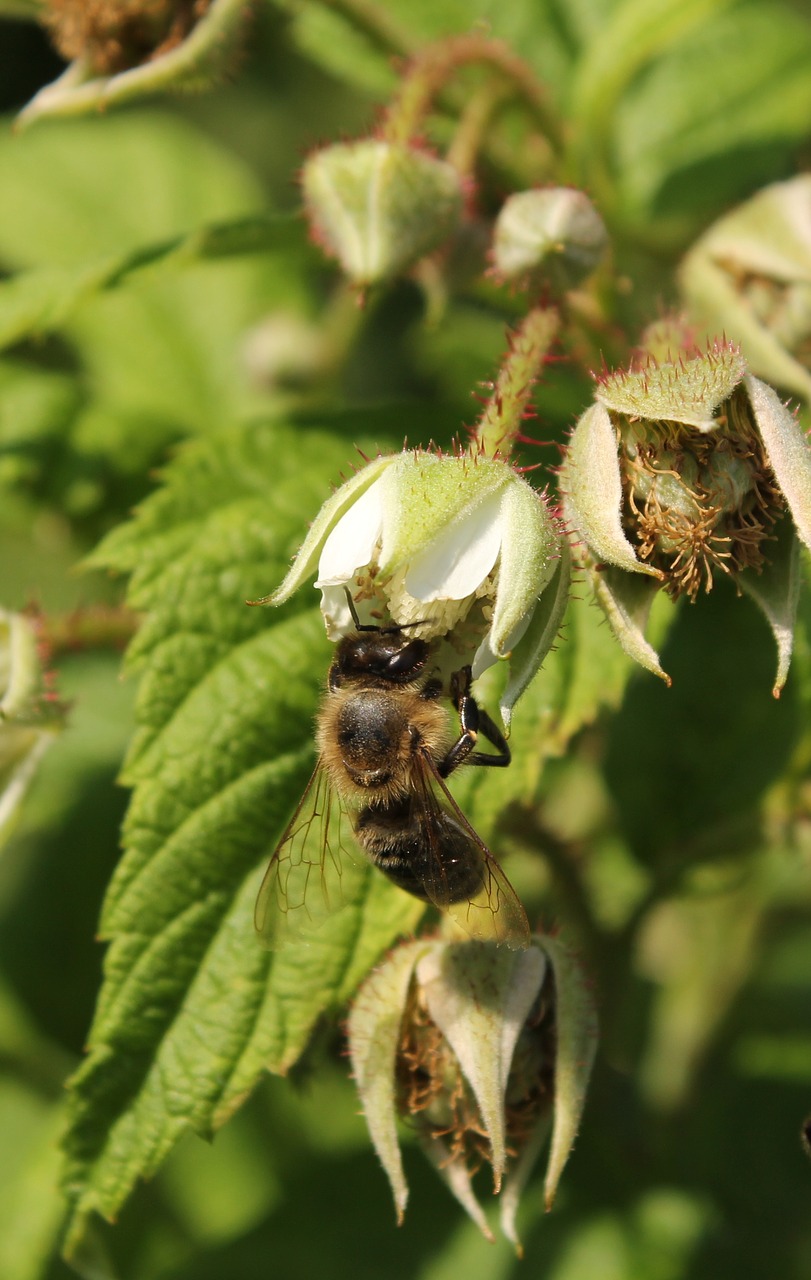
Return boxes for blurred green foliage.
[0,0,810,1277]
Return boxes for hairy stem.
[37,604,139,657]
[382,33,563,156]
[474,306,560,458]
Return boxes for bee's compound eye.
[385,639,427,680]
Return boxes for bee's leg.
[438,666,511,777]
[473,705,511,766]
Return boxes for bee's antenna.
[342,586,427,634]
[343,587,386,633]
[344,586,363,629]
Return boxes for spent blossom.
[561,331,811,693]
[347,934,597,1252]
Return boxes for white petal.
[260,456,393,606]
[318,584,354,640]
[319,583,382,640]
[315,477,384,586]
[403,491,503,602]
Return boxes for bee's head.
[329,629,430,688]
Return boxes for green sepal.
[738,517,801,698]
[563,403,659,576]
[592,567,672,685]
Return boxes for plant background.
[0,1,810,1277]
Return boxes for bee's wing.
[254,761,357,949]
[412,751,531,950]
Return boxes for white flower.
[264,449,569,726]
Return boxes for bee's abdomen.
[354,802,484,905]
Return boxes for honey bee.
[255,601,530,950]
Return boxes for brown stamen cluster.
[619,386,784,601]
[45,0,211,74]
[394,983,554,1176]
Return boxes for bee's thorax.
[317,682,449,806]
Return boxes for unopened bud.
[302,139,464,287]
[492,187,608,291]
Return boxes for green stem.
[445,79,511,179]
[17,0,251,128]
[473,306,560,458]
[40,605,139,657]
[382,33,563,156]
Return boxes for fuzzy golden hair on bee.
[316,679,452,809]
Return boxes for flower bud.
[301,139,464,287]
[492,188,608,292]
[561,336,811,693]
[261,448,569,726]
[0,610,65,847]
[679,176,811,403]
[347,934,597,1250]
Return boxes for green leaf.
[0,215,305,354]
[0,110,309,519]
[605,580,802,859]
[455,589,637,844]
[284,0,582,102]
[288,3,402,96]
[62,417,426,1256]
[0,1083,67,1280]
[569,0,737,186]
[612,2,811,226]
[0,111,267,268]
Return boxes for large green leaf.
[62,418,425,1256]
[568,0,736,168]
[0,110,265,264]
[453,590,636,847]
